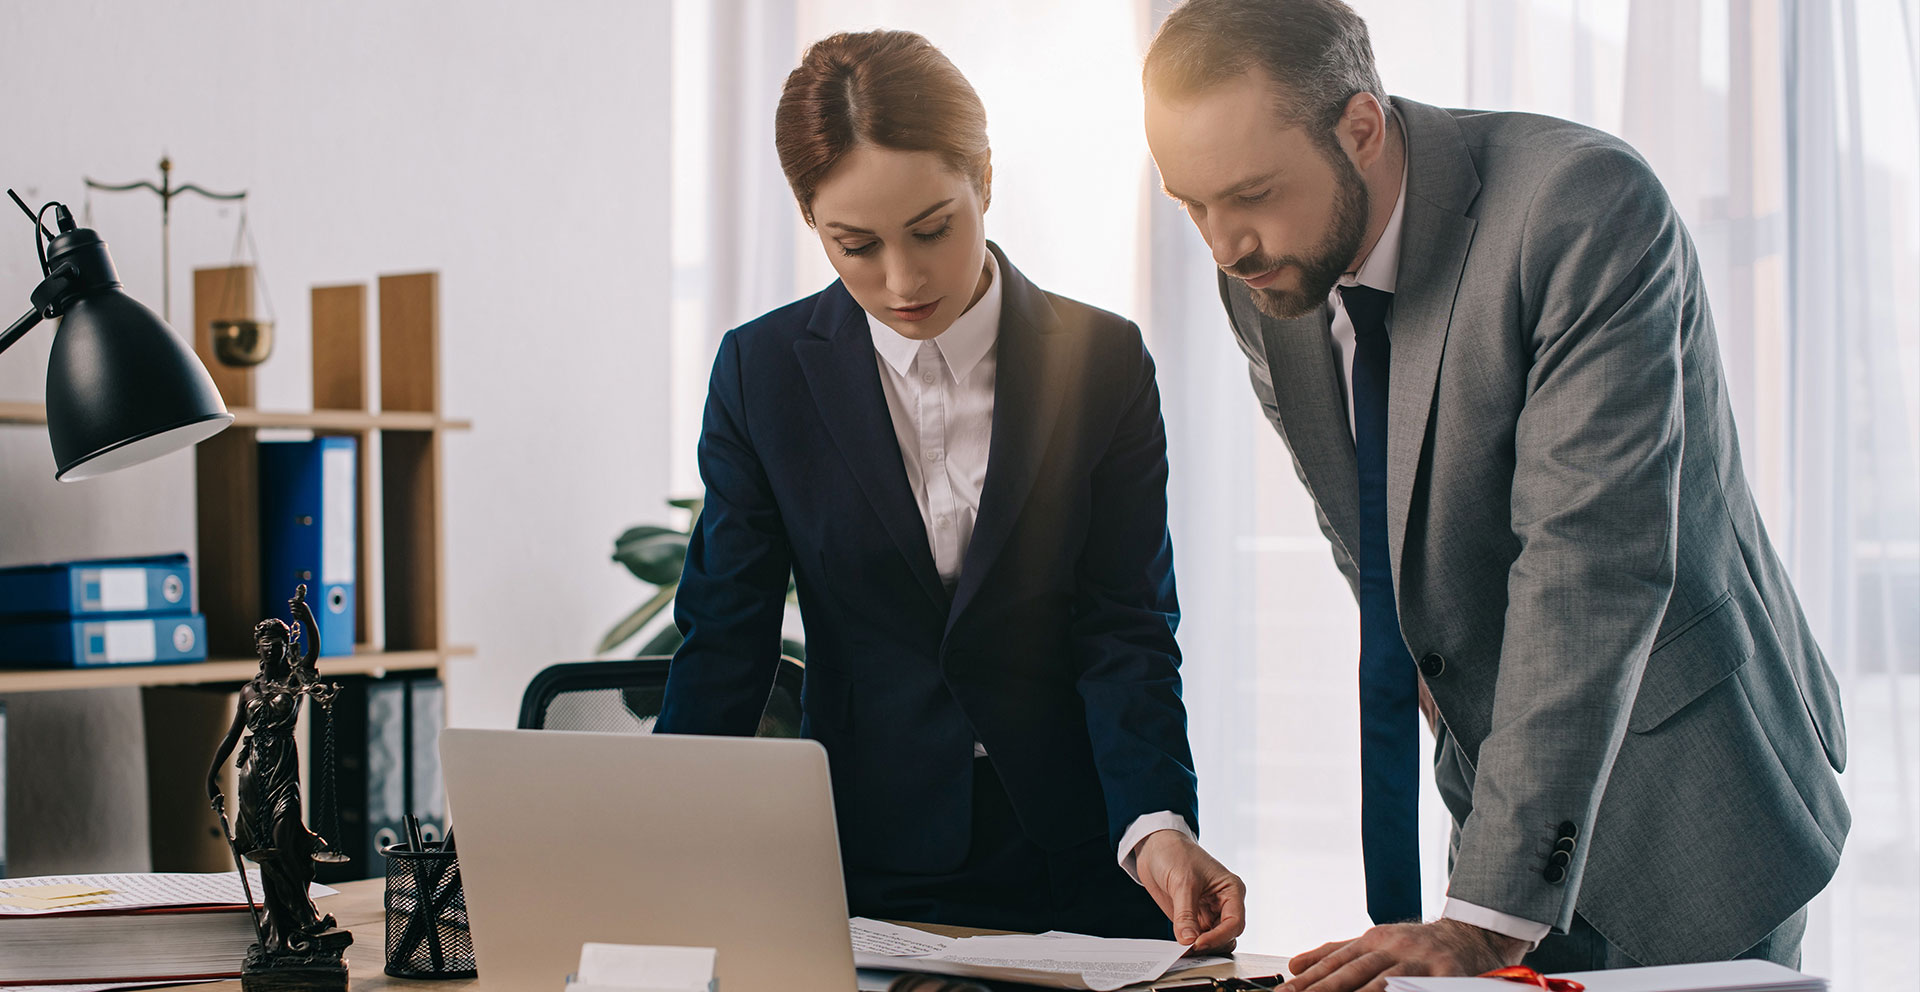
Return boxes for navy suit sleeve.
[656,330,790,736]
[1072,329,1200,848]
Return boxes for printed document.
[0,872,335,915]
[850,918,1194,991]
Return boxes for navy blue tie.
[1341,284,1423,925]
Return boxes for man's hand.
[1280,919,1528,992]
[1133,828,1246,952]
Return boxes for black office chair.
[516,655,806,737]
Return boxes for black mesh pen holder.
[382,845,478,979]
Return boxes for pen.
[404,813,425,852]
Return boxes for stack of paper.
[0,872,335,987]
[0,985,201,992]
[1387,960,1826,992]
[851,918,1201,991]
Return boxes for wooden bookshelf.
[1,268,471,670]
[1,268,471,879]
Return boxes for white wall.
[0,0,671,872]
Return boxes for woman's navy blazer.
[657,244,1198,877]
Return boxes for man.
[1141,0,1848,985]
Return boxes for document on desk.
[850,918,1195,991]
[0,871,336,914]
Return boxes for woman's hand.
[1134,829,1247,952]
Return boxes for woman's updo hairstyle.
[774,30,992,226]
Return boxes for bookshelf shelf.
[0,646,474,694]
[0,401,470,433]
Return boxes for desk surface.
[180,878,1289,991]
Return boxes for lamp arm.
[0,307,42,357]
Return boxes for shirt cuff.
[1116,812,1196,884]
[1442,898,1552,949]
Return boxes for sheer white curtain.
[673,0,1920,975]
[1773,1,1920,984]
[670,0,799,495]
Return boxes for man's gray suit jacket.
[1217,96,1849,965]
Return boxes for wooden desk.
[180,878,1289,991]
[186,879,469,992]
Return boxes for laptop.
[440,728,859,991]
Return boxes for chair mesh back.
[539,686,663,733]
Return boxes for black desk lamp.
[2,189,232,480]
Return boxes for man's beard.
[1227,146,1371,321]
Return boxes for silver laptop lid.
[440,728,857,992]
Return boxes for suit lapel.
[947,245,1069,632]
[1385,99,1480,580]
[793,283,950,611]
[1250,300,1362,561]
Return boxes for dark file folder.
[315,675,408,882]
[408,677,448,846]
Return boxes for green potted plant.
[598,497,805,661]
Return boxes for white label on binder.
[322,445,356,584]
[98,569,148,612]
[103,620,158,663]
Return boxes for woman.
[657,29,1243,948]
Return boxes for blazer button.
[1559,820,1579,840]
[1544,864,1568,885]
[1418,653,1446,678]
[1550,850,1573,868]
[1555,837,1577,854]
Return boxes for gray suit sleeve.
[1445,144,1688,929]
[1216,273,1362,594]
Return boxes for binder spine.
[408,678,448,845]
[0,555,193,620]
[315,675,408,882]
[258,438,357,656]
[0,615,208,668]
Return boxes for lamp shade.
[42,230,232,481]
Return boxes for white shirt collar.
[868,251,1002,382]
[1335,118,1410,296]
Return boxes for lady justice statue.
[208,583,354,990]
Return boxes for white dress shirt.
[866,253,1194,882]
[1324,124,1551,948]
[868,257,1002,590]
